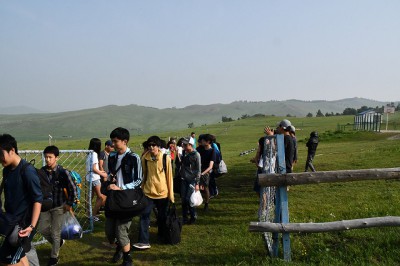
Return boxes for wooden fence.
[248,133,400,261]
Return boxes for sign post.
[384,106,395,131]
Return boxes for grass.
[8,115,400,265]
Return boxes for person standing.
[190,132,197,148]
[305,131,319,172]
[99,140,114,174]
[37,145,77,266]
[288,126,298,171]
[196,134,216,211]
[180,137,201,224]
[86,138,108,221]
[276,120,295,174]
[103,127,142,266]
[133,136,174,250]
[0,134,42,266]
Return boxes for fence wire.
[258,136,277,256]
[0,150,94,245]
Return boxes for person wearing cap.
[288,126,298,171]
[180,137,201,224]
[276,119,295,174]
[99,140,114,174]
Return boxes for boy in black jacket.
[37,145,77,266]
[305,131,319,172]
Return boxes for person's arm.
[93,162,108,180]
[166,155,174,203]
[194,153,201,191]
[19,202,41,237]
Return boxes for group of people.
[0,134,78,266]
[0,128,225,266]
[252,119,320,194]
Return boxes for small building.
[354,110,382,132]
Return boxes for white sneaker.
[132,243,151,250]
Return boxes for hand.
[195,184,200,192]
[63,204,72,213]
[264,126,273,136]
[18,226,33,238]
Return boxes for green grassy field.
[15,115,400,265]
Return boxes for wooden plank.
[249,216,400,233]
[258,168,400,187]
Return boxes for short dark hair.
[43,145,60,157]
[0,133,18,154]
[110,127,130,142]
[147,136,162,147]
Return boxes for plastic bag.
[190,190,203,207]
[60,211,82,240]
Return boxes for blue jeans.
[181,179,197,220]
[138,197,168,244]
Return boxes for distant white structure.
[353,110,381,132]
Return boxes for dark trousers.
[209,174,218,197]
[138,197,169,244]
[305,153,316,172]
[181,179,197,220]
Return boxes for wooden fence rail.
[258,168,400,187]
[249,216,400,233]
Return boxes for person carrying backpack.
[133,136,174,250]
[0,134,43,266]
[36,145,78,266]
[103,127,142,266]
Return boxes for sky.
[1,1,399,112]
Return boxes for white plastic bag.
[190,190,203,207]
[60,211,82,240]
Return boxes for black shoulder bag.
[104,153,149,219]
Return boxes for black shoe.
[121,254,133,266]
[204,203,209,211]
[189,217,197,224]
[121,260,133,266]
[48,257,59,266]
[112,245,123,263]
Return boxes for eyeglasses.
[147,143,157,148]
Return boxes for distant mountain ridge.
[0,97,396,141]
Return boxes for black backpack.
[164,204,182,245]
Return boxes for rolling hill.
[0,97,396,141]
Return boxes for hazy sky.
[1,1,399,112]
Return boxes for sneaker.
[48,257,59,266]
[132,243,151,250]
[112,245,123,263]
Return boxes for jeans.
[181,179,197,220]
[305,153,316,172]
[138,198,169,244]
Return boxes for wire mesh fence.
[258,135,277,256]
[0,150,94,245]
